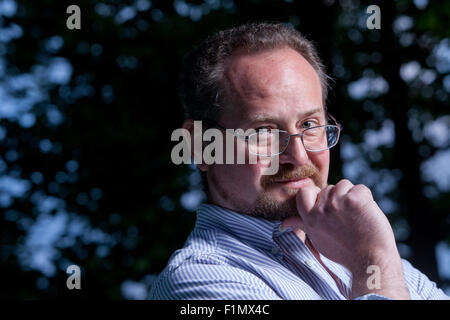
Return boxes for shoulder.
[148,228,278,299]
[149,255,278,299]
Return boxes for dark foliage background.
[0,0,449,299]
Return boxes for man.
[150,23,448,300]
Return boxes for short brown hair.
[179,22,330,121]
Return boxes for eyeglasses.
[204,114,343,157]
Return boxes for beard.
[209,162,325,221]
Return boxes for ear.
[182,119,208,172]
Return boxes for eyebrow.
[246,107,324,124]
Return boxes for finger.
[350,184,374,201]
[296,185,321,217]
[308,184,333,209]
[330,179,354,198]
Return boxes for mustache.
[260,163,321,189]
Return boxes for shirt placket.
[274,230,347,300]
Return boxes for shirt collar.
[195,203,283,252]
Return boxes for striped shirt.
[149,203,449,300]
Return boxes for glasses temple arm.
[328,113,343,131]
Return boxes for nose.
[279,134,310,166]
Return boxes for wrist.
[348,246,402,275]
[349,252,410,300]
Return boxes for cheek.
[213,163,262,191]
[309,150,329,182]
[237,163,263,190]
[220,138,267,191]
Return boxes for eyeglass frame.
[203,113,343,157]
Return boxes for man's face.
[205,47,329,220]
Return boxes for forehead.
[221,47,323,123]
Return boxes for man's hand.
[295,179,410,299]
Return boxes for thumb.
[296,185,320,218]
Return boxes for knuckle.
[344,184,373,207]
[319,185,333,199]
[323,195,340,212]
[338,179,353,186]
[354,184,373,198]
[343,190,362,207]
[328,198,340,211]
[326,184,336,197]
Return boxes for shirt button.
[271,247,280,255]
[278,224,286,233]
[305,259,315,268]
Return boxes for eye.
[301,120,318,129]
[255,126,274,132]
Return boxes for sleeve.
[148,262,282,300]
[354,259,450,300]
[401,259,450,300]
[355,294,391,300]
